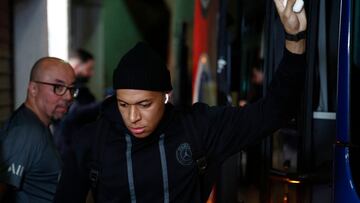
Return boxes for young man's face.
[116,89,166,138]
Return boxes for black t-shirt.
[0,105,62,203]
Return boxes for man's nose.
[129,106,141,123]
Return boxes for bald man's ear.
[28,82,38,96]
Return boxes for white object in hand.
[283,0,304,13]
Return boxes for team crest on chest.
[176,143,193,166]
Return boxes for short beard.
[50,103,72,123]
[51,113,67,123]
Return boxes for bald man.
[0,57,77,202]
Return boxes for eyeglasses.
[33,81,79,98]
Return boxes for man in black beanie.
[56,0,307,202]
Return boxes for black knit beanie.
[113,42,172,92]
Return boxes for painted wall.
[70,0,143,99]
[12,0,193,105]
[71,2,104,100]
[168,0,194,104]
[14,0,48,108]
[103,0,142,88]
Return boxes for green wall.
[168,0,194,103]
[103,0,143,88]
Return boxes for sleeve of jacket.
[54,123,94,203]
[193,48,306,163]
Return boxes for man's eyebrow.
[117,99,127,103]
[54,79,75,86]
[136,100,151,104]
[53,79,66,84]
[117,99,151,104]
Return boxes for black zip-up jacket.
[55,49,306,203]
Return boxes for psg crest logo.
[176,143,193,166]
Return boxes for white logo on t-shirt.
[8,163,24,176]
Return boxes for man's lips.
[129,127,145,134]
[56,104,69,113]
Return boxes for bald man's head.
[30,57,71,82]
[26,57,76,125]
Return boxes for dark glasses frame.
[33,80,79,98]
